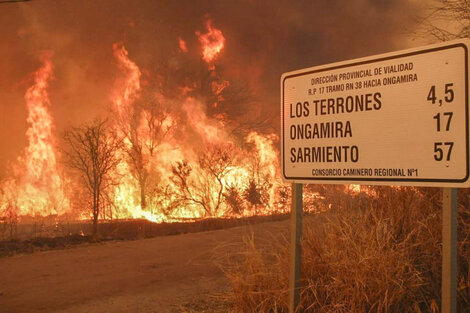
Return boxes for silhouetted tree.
[169,144,236,217]
[421,0,470,41]
[419,0,470,213]
[123,93,173,210]
[224,185,245,215]
[63,119,122,238]
[244,179,262,213]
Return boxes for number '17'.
[433,112,453,131]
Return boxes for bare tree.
[0,189,17,240]
[420,0,470,41]
[63,119,122,238]
[169,144,235,217]
[419,0,470,212]
[244,152,273,213]
[124,95,173,210]
[196,144,234,215]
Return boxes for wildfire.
[110,42,167,222]
[1,19,287,226]
[2,53,68,217]
[196,19,226,63]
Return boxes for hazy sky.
[0,0,428,174]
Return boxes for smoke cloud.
[0,0,421,174]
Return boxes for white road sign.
[281,40,470,187]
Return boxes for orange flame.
[4,53,68,216]
[110,43,150,220]
[95,41,284,221]
[178,37,188,53]
[112,42,141,117]
[196,19,226,63]
[246,132,281,209]
[2,28,288,224]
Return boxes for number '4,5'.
[427,83,454,104]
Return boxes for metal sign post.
[442,188,458,313]
[289,183,303,313]
[281,40,468,312]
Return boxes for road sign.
[281,39,470,187]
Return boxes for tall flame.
[1,21,289,225]
[5,53,68,216]
[246,132,280,209]
[112,42,141,118]
[111,42,142,217]
[110,43,170,223]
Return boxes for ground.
[0,219,287,313]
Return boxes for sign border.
[281,41,469,184]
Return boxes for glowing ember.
[211,79,230,107]
[196,19,226,63]
[178,37,188,53]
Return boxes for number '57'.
[434,142,454,161]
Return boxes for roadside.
[0,219,288,313]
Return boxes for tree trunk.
[140,180,147,209]
[92,189,99,240]
[92,212,98,240]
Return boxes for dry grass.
[0,214,289,257]
[221,187,470,312]
[175,296,232,313]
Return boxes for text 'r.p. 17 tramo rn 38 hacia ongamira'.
[281,39,470,187]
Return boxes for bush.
[225,186,245,215]
[222,187,470,312]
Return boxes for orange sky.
[0,0,423,175]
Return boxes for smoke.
[0,0,422,171]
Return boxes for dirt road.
[0,220,287,313]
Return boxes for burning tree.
[0,17,285,227]
[224,185,245,215]
[123,92,173,210]
[63,119,122,238]
[196,144,235,216]
[110,43,176,221]
[169,144,236,217]
[243,179,262,213]
[0,186,18,240]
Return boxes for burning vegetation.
[0,18,287,238]
[1,2,470,312]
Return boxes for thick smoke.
[0,0,421,172]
